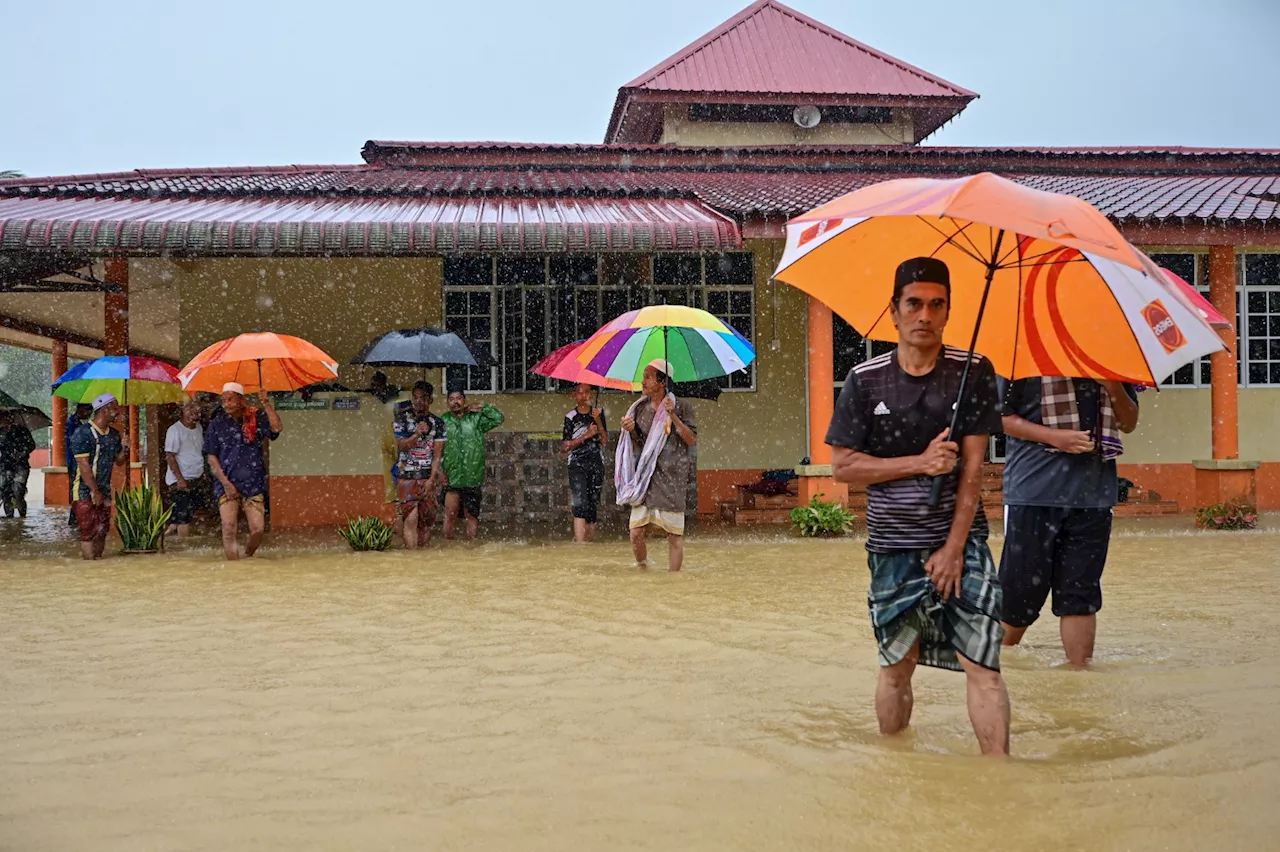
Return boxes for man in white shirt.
[164,401,207,537]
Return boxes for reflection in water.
[1,510,1278,851]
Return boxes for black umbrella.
[351,327,497,371]
[0,404,52,431]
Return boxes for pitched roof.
[622,0,974,99]
[605,0,975,143]
[2,144,1278,259]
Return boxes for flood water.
[2,513,1278,851]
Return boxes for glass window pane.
[1271,315,1280,336]
[833,315,865,378]
[1249,340,1268,361]
[1247,291,1267,314]
[1272,363,1280,385]
[1245,254,1280,287]
[445,291,468,316]
[730,291,752,315]
[469,291,490,314]
[1148,252,1194,283]
[653,254,701,286]
[705,253,754,286]
[550,255,598,286]
[444,256,492,286]
[706,291,728,314]
[1248,363,1268,384]
[1200,361,1212,385]
[1248,316,1267,337]
[496,256,546,286]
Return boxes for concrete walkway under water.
[1,508,1278,851]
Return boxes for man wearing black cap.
[826,256,1011,756]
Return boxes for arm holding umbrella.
[257,390,284,437]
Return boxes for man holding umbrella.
[204,382,283,560]
[71,394,128,560]
[0,409,36,518]
[65,403,93,527]
[826,258,1011,757]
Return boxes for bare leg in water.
[243,502,266,557]
[666,532,684,572]
[957,655,1011,756]
[1060,614,1096,669]
[630,525,647,568]
[876,642,918,735]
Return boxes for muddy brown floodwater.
[2,515,1278,851]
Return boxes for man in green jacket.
[441,390,505,540]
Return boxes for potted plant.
[115,477,172,554]
[338,516,395,551]
[1194,500,1259,531]
[789,494,856,538]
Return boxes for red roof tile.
[622,0,974,99]
[2,146,1278,257]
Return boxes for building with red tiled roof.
[1,0,1276,526]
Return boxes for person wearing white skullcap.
[70,393,126,560]
[617,358,697,571]
[203,380,283,560]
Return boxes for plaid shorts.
[866,539,1004,672]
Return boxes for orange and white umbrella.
[178,332,339,393]
[772,172,1226,386]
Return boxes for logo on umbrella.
[1142,299,1186,354]
[797,218,845,248]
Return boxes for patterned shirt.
[563,407,607,469]
[70,422,124,502]
[393,402,446,480]
[826,346,1001,554]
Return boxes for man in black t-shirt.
[827,257,1011,757]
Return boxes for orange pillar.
[50,340,68,467]
[1208,246,1239,460]
[806,297,835,464]
[1194,246,1257,515]
[797,297,847,507]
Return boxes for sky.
[2,0,1278,177]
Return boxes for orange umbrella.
[178,332,339,393]
[774,172,1226,505]
[773,172,1225,385]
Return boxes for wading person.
[440,389,504,541]
[393,381,446,549]
[827,257,1011,757]
[164,400,208,538]
[562,383,608,543]
[204,382,282,560]
[70,394,127,560]
[0,410,36,518]
[998,375,1139,667]
[65,402,93,527]
[618,360,696,572]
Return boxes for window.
[1243,254,1280,386]
[442,252,755,392]
[688,104,892,124]
[833,315,894,391]
[655,252,756,390]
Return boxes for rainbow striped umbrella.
[53,356,186,406]
[574,305,755,385]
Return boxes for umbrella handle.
[927,229,1004,508]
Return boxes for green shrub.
[1194,500,1258,531]
[115,478,172,552]
[789,495,856,537]
[338,516,395,551]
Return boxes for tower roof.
[606,0,976,143]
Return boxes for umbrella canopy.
[1160,268,1231,330]
[574,305,755,385]
[773,172,1225,386]
[532,339,724,400]
[0,390,22,409]
[6,406,53,431]
[52,355,186,406]
[531,339,632,390]
[351,327,497,369]
[179,332,338,394]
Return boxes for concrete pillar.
[1195,246,1257,512]
[50,340,68,467]
[1207,245,1239,460]
[796,297,847,507]
[103,258,129,356]
[45,340,71,507]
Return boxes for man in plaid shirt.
[998,376,1139,667]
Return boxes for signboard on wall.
[331,397,362,411]
[274,398,331,411]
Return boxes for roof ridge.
[0,163,372,188]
